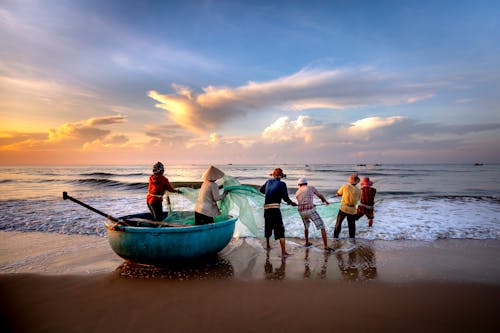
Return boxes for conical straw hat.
[202,165,225,181]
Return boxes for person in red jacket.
[146,162,179,221]
[356,177,376,227]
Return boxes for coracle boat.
[104,212,237,264]
[62,191,237,265]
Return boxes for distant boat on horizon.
[474,163,484,166]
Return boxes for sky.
[1,0,500,165]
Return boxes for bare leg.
[304,229,312,246]
[266,237,271,250]
[279,238,290,257]
[368,219,373,227]
[321,228,328,249]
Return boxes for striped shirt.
[296,185,320,212]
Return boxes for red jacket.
[146,175,176,204]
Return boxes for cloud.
[262,115,323,143]
[149,67,435,133]
[102,134,129,145]
[0,115,129,151]
[85,115,127,126]
[48,116,127,144]
[0,131,48,147]
[253,114,500,163]
[144,124,195,146]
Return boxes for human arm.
[336,185,344,197]
[211,182,226,201]
[162,177,179,193]
[317,193,330,205]
[259,182,267,194]
[312,186,329,205]
[281,183,298,206]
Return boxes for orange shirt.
[146,175,175,204]
[337,183,361,215]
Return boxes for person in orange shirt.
[146,162,180,221]
[334,173,361,239]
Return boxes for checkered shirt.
[296,185,321,212]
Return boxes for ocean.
[1,164,499,241]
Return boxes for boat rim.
[105,214,237,234]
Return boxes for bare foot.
[282,252,292,258]
[304,242,313,247]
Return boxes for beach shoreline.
[2,231,500,332]
[1,231,500,284]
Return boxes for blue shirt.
[260,178,293,205]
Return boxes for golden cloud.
[149,67,434,134]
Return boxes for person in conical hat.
[260,167,297,258]
[146,161,180,221]
[195,165,227,225]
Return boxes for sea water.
[0,164,499,240]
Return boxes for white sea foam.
[1,164,499,241]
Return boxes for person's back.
[357,177,376,227]
[360,186,376,206]
[260,178,292,205]
[338,183,361,215]
[296,184,317,212]
[195,181,222,217]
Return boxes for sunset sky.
[1,0,500,165]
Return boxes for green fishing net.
[162,176,340,238]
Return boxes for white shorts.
[299,208,325,230]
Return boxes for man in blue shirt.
[260,168,297,257]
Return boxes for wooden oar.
[62,192,190,228]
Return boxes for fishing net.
[162,176,340,238]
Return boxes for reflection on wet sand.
[111,238,377,282]
[262,239,377,281]
[304,248,330,279]
[114,256,234,280]
[335,240,377,281]
[264,251,286,280]
[297,239,377,281]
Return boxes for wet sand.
[1,231,500,332]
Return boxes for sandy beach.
[1,231,500,332]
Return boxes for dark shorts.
[195,211,214,225]
[147,201,164,221]
[264,208,285,240]
[357,205,374,219]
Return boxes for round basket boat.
[104,212,237,264]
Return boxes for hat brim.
[202,166,225,181]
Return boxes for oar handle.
[62,191,120,223]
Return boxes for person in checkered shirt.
[295,177,333,251]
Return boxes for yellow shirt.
[337,183,361,214]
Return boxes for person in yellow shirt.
[334,173,361,239]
